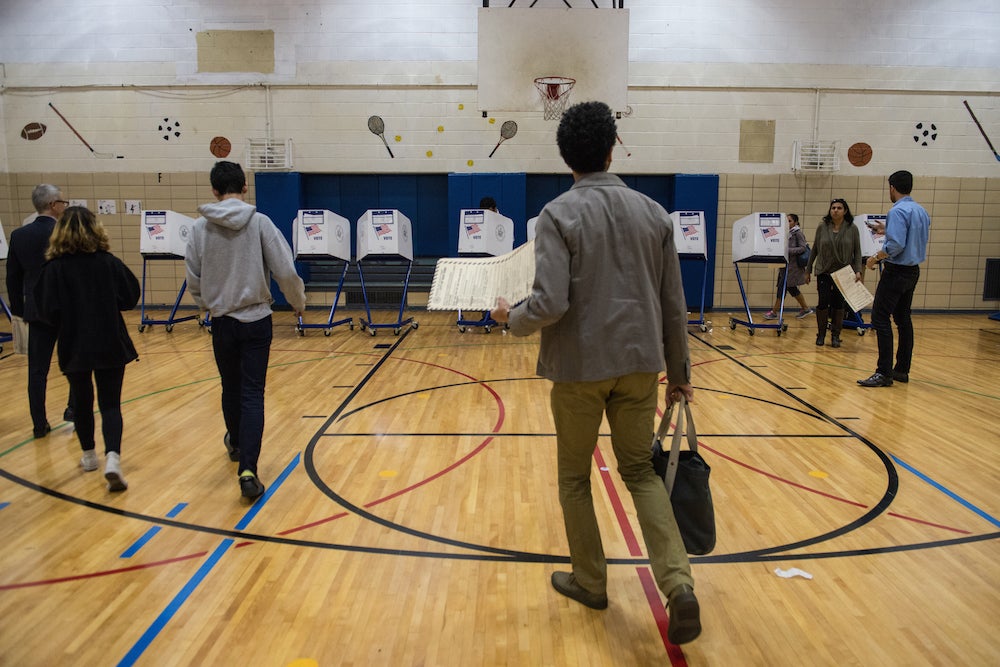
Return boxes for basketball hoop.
[534,76,576,121]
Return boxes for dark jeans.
[871,263,920,375]
[212,315,272,475]
[26,321,64,431]
[65,366,126,453]
[815,273,847,311]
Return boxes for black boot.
[830,309,844,347]
[815,308,829,346]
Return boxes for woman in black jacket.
[37,206,139,491]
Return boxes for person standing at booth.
[492,101,701,645]
[805,198,862,348]
[185,161,306,500]
[857,170,930,387]
[6,184,75,438]
[763,213,814,320]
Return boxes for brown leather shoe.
[667,584,701,645]
[551,571,608,610]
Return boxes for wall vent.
[792,140,840,172]
[246,138,292,170]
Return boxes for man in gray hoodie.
[186,161,306,500]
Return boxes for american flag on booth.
[681,225,698,238]
[762,226,779,239]
[145,224,164,237]
[374,223,392,237]
[304,224,321,238]
[465,223,481,237]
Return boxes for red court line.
[0,552,208,590]
[593,446,643,557]
[637,566,689,666]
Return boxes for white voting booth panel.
[670,211,707,257]
[0,219,8,260]
[357,209,413,261]
[855,214,887,258]
[527,216,538,242]
[457,209,514,256]
[732,212,787,262]
[140,210,196,257]
[293,209,351,260]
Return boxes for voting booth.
[457,209,514,256]
[671,211,711,332]
[456,209,515,333]
[292,209,353,336]
[729,212,790,336]
[137,210,201,333]
[0,218,8,260]
[527,216,538,242]
[855,214,887,258]
[356,209,418,335]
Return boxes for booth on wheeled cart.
[137,210,202,333]
[729,212,790,336]
[356,209,419,336]
[292,209,354,336]
[671,210,712,332]
[455,208,514,333]
[841,213,888,336]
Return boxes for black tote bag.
[650,396,716,555]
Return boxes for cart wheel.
[729,319,737,330]
[749,328,755,336]
[206,326,212,334]
[324,329,332,337]
[411,322,419,330]
[393,327,400,335]
[138,324,146,333]
[781,323,788,332]
[298,328,305,337]
[369,328,376,337]
[484,326,492,334]
[776,329,782,337]
[349,323,355,331]
[699,324,707,332]
[166,324,174,333]
[458,326,466,333]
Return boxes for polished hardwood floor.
[1,308,998,666]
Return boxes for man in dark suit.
[6,184,74,438]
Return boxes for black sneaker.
[33,423,52,439]
[239,471,265,499]
[224,431,240,462]
[63,406,75,422]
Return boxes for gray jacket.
[185,198,306,322]
[508,172,691,385]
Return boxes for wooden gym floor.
[0,309,998,666]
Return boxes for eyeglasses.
[53,199,69,206]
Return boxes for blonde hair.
[46,206,111,259]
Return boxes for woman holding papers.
[805,198,862,348]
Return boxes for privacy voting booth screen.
[293,209,351,261]
[671,211,707,257]
[732,212,787,263]
[0,219,8,260]
[357,209,413,261]
[457,209,514,256]
[140,210,196,258]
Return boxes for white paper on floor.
[774,567,813,580]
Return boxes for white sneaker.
[80,449,98,472]
[104,451,128,492]
[796,308,815,319]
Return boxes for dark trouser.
[27,321,59,431]
[65,366,126,454]
[815,273,847,311]
[871,263,920,375]
[212,315,272,475]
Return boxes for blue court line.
[892,454,1000,528]
[116,454,300,667]
[0,502,9,511]
[120,503,189,558]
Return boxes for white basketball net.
[534,77,576,121]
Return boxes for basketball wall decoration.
[21,122,47,140]
[210,136,232,158]
[847,142,873,167]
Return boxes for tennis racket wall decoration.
[963,100,1000,162]
[489,120,518,158]
[48,102,124,159]
[368,115,394,158]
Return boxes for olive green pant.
[550,372,693,599]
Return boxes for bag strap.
[656,395,698,494]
